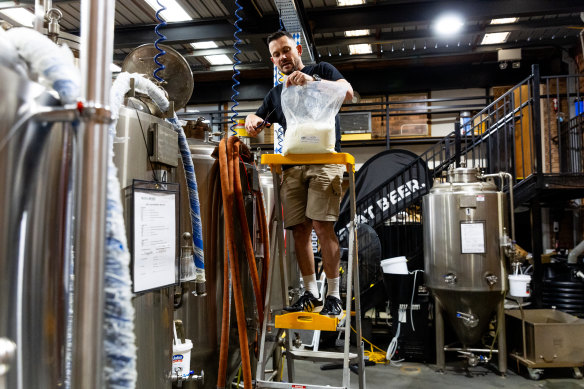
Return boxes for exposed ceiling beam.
[69,17,279,49]
[307,0,584,32]
[112,44,258,62]
[321,37,577,63]
[314,16,583,47]
[218,0,271,59]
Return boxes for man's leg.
[282,219,323,312]
[292,219,316,277]
[312,220,340,280]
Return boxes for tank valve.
[443,273,457,285]
[456,312,479,328]
[485,273,498,286]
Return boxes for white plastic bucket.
[172,339,193,377]
[508,274,531,297]
[380,256,408,275]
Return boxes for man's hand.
[285,71,314,87]
[245,113,265,137]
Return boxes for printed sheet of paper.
[460,222,486,254]
[133,190,176,292]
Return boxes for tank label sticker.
[476,195,485,201]
[460,221,486,254]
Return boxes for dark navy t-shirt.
[256,62,346,152]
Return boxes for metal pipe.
[34,0,51,32]
[443,347,499,353]
[481,172,515,242]
[70,0,114,388]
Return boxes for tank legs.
[435,298,445,372]
[496,300,507,375]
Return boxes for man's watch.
[312,74,322,82]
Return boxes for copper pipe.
[232,139,264,329]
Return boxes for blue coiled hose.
[229,0,243,135]
[153,0,167,82]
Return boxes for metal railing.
[343,65,584,244]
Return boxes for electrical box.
[497,48,522,62]
[149,122,179,167]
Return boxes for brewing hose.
[208,160,232,389]
[217,138,252,389]
[232,138,264,330]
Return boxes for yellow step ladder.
[256,153,365,389]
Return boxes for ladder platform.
[256,380,347,389]
[260,153,355,173]
[287,349,358,363]
[275,312,339,331]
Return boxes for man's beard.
[280,61,296,75]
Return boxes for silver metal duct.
[274,0,315,64]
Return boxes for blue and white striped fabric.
[168,115,205,276]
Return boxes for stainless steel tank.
[174,139,260,389]
[0,65,76,388]
[423,167,508,347]
[113,103,178,389]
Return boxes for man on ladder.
[245,31,354,316]
[246,30,364,389]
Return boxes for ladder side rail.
[256,214,283,381]
[349,168,366,389]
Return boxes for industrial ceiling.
[1,0,583,100]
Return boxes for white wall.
[429,88,488,137]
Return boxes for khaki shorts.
[280,164,345,229]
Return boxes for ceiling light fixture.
[490,17,518,25]
[191,41,218,49]
[205,54,232,65]
[344,29,370,37]
[0,7,34,27]
[349,43,372,55]
[144,0,191,22]
[481,32,510,45]
[337,0,365,5]
[434,14,464,36]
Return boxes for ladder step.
[275,312,339,331]
[256,380,347,389]
[287,349,358,363]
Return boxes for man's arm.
[245,113,265,137]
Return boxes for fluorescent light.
[348,44,372,55]
[144,0,191,22]
[205,54,232,65]
[110,63,122,73]
[345,29,370,37]
[0,8,34,27]
[490,17,518,25]
[481,32,510,45]
[337,0,365,5]
[191,41,218,49]
[434,14,464,36]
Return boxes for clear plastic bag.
[281,80,349,155]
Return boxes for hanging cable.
[153,0,167,83]
[229,0,243,136]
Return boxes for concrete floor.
[282,358,584,389]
